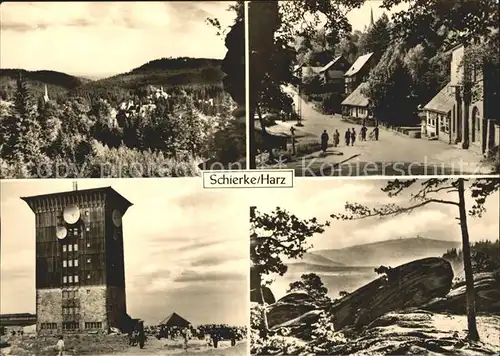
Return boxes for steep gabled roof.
[319,56,343,73]
[341,82,370,107]
[423,82,454,114]
[159,312,191,327]
[344,52,374,77]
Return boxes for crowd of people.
[143,324,246,350]
[321,125,380,152]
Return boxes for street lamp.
[290,126,296,155]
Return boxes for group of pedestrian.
[320,125,380,152]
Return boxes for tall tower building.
[21,186,132,334]
[369,7,375,28]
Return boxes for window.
[73,244,78,251]
[62,291,67,298]
[87,258,91,264]
[74,275,79,283]
[87,273,91,280]
[62,322,79,330]
[85,322,102,329]
[85,211,89,216]
[68,260,73,267]
[41,323,57,330]
[73,229,78,236]
[63,245,67,252]
[86,242,91,248]
[86,227,90,232]
[74,259,78,267]
[63,276,67,284]
[68,276,73,283]
[75,307,80,315]
[68,245,73,252]
[63,260,67,268]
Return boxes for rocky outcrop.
[276,291,314,305]
[271,310,323,340]
[321,311,500,355]
[267,301,318,329]
[423,271,500,314]
[329,257,454,330]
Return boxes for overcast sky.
[0,179,248,326]
[251,178,499,252]
[0,1,236,77]
[347,0,409,32]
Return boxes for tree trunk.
[252,270,270,338]
[256,104,274,161]
[249,105,256,169]
[457,178,480,341]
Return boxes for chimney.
[73,181,78,191]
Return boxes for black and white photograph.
[250,178,500,355]
[248,0,499,176]
[0,1,245,178]
[0,179,248,355]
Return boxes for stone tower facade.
[21,187,132,335]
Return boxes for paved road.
[272,87,491,176]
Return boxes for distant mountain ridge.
[0,57,224,101]
[288,252,344,266]
[131,57,222,73]
[0,69,89,88]
[312,237,461,267]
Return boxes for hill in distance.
[312,237,461,268]
[0,57,225,101]
[0,69,90,101]
[287,252,344,267]
[89,57,224,89]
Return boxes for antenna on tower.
[73,181,78,191]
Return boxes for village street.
[267,86,491,176]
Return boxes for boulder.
[276,291,314,305]
[272,310,323,329]
[329,257,454,330]
[422,271,500,314]
[267,302,317,328]
[271,310,323,340]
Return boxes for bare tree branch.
[331,198,459,221]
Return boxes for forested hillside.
[0,55,244,178]
[0,69,89,102]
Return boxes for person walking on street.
[351,128,356,146]
[183,327,190,352]
[360,125,367,141]
[333,129,340,147]
[373,126,379,141]
[345,128,351,146]
[320,130,329,153]
[56,335,65,356]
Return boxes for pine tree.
[5,73,42,167]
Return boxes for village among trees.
[250,178,500,354]
[249,0,499,170]
[0,3,245,178]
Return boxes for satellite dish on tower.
[63,204,80,224]
[56,226,68,240]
